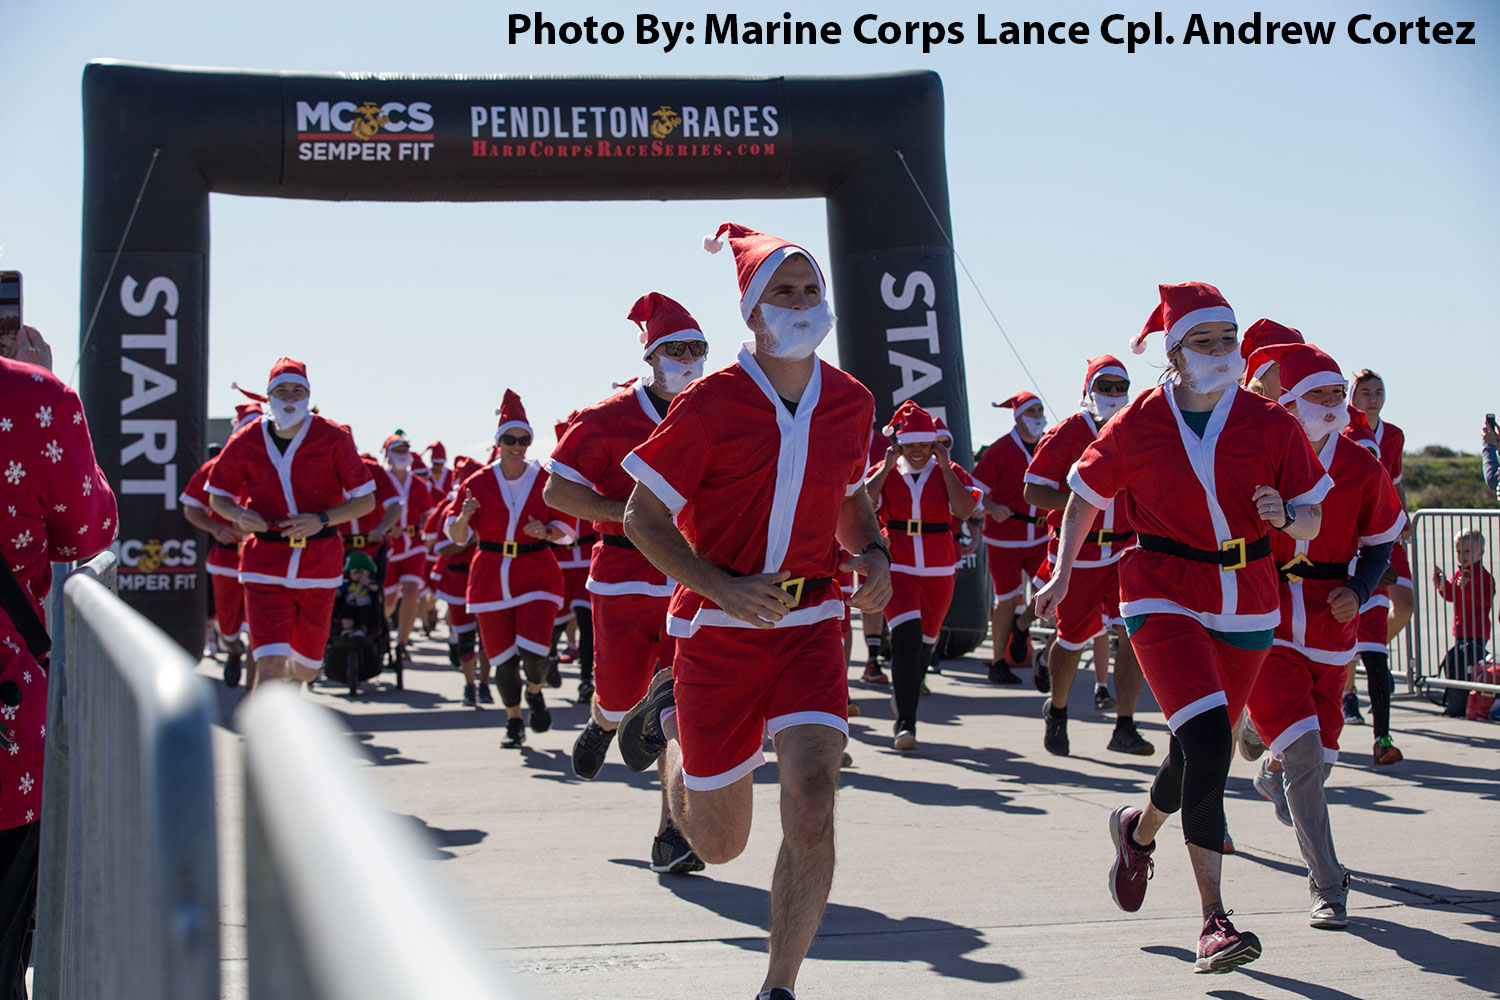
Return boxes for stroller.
[324,546,403,695]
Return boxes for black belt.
[1278,555,1349,583]
[725,570,836,609]
[572,533,599,549]
[601,533,636,550]
[448,562,471,573]
[1086,530,1135,545]
[344,533,371,549]
[477,539,550,557]
[886,520,952,535]
[1011,512,1047,527]
[254,525,339,548]
[1136,532,1271,571]
[211,538,240,551]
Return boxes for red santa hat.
[1239,318,1304,384]
[1080,355,1129,407]
[993,391,1042,415]
[882,400,938,443]
[493,389,533,444]
[383,432,410,454]
[266,357,310,393]
[1275,344,1346,405]
[554,409,581,443]
[426,441,447,463]
[232,403,262,431]
[451,455,480,484]
[934,416,954,444]
[703,222,826,321]
[1130,282,1236,356]
[627,292,706,361]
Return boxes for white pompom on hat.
[493,388,533,444]
[1130,282,1236,356]
[627,292,706,361]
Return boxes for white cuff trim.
[683,749,766,791]
[767,711,848,740]
[621,453,687,514]
[1166,691,1228,732]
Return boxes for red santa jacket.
[624,346,873,638]
[208,415,374,588]
[339,453,400,559]
[1435,564,1496,641]
[1273,433,1406,662]
[450,461,572,613]
[425,493,475,607]
[1070,385,1332,632]
[380,466,435,564]
[180,455,244,577]
[1025,411,1135,569]
[971,429,1047,549]
[0,358,118,830]
[871,456,976,576]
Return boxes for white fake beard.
[757,302,835,361]
[1177,349,1245,395]
[389,452,413,472]
[656,356,704,394]
[270,398,310,431]
[1087,393,1128,422]
[1294,400,1350,442]
[1019,413,1047,437]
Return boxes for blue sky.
[4,0,1496,462]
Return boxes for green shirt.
[1123,614,1274,650]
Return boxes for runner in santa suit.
[411,441,450,635]
[424,441,454,495]
[180,403,261,688]
[546,411,599,699]
[971,392,1050,686]
[545,294,708,873]
[209,359,376,685]
[1023,356,1154,757]
[856,428,894,684]
[426,456,488,705]
[1238,344,1405,930]
[339,446,401,580]
[378,433,435,669]
[615,224,891,999]
[864,401,978,749]
[447,390,574,749]
[1037,283,1332,973]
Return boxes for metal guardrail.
[34,551,220,1000]
[1403,509,1500,705]
[238,686,516,1000]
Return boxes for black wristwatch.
[317,511,330,526]
[859,540,891,566]
[1277,501,1297,531]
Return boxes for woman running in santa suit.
[864,401,979,750]
[1036,282,1332,974]
[447,390,575,750]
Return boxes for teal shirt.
[1180,408,1213,437]
[1123,614,1274,650]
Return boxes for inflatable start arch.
[79,61,985,655]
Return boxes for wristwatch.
[317,511,330,525]
[1279,501,1297,530]
[859,540,891,566]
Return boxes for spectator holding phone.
[1482,414,1498,500]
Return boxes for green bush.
[1402,452,1497,511]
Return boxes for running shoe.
[840,750,854,768]
[1195,910,1261,973]
[1006,625,1030,665]
[1032,648,1051,694]
[1342,692,1365,725]
[861,664,890,685]
[559,645,577,664]
[649,823,705,874]
[571,719,617,780]
[501,717,526,748]
[477,682,494,705]
[1372,735,1403,766]
[893,718,918,751]
[988,661,1021,685]
[1309,871,1350,930]
[396,643,412,670]
[1222,825,1236,854]
[1094,684,1116,711]
[1107,805,1154,912]
[546,657,563,689]
[1254,761,1293,827]
[1043,701,1069,756]
[526,689,553,733]
[758,989,796,1000]
[462,683,477,708]
[847,700,860,718]
[617,668,675,772]
[928,658,942,675]
[919,678,931,697]
[1106,721,1154,756]
[576,679,595,703]
[223,648,242,689]
[1237,717,1267,762]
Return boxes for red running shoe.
[860,664,890,685]
[1108,806,1154,912]
[1195,910,1262,974]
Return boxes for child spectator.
[1431,530,1496,716]
[335,552,384,637]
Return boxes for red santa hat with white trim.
[1080,355,1129,407]
[493,389,533,444]
[1239,318,1304,385]
[993,391,1042,414]
[266,357,310,393]
[628,292,705,361]
[232,403,262,431]
[882,400,939,443]
[1130,282,1236,356]
[1274,344,1346,406]
[703,222,826,321]
[426,441,446,464]
[934,416,954,444]
[383,432,410,455]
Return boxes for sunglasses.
[1093,379,1130,394]
[499,434,531,447]
[659,341,708,358]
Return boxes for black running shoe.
[501,717,526,748]
[1094,684,1116,711]
[650,823,705,874]
[223,648,243,689]
[577,679,595,703]
[1006,625,1030,664]
[572,720,617,780]
[989,661,1021,685]
[617,669,675,772]
[477,682,494,705]
[526,690,553,733]
[546,657,563,689]
[759,990,796,1000]
[1107,721,1155,756]
[462,683,477,708]
[1032,649,1051,694]
[1043,701,1069,756]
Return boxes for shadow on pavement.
[657,873,1022,984]
[1346,915,1500,994]
[843,734,1154,797]
[1231,849,1500,910]
[397,812,489,860]
[1144,944,1368,998]
[352,731,424,767]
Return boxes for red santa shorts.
[986,542,1048,601]
[1247,645,1347,760]
[209,570,247,636]
[1389,543,1413,590]
[1051,562,1122,650]
[562,565,591,611]
[673,617,847,791]
[885,571,957,644]
[447,600,476,633]
[384,547,428,595]
[477,599,558,665]
[1127,613,1269,732]
[1355,591,1391,654]
[591,591,672,720]
[244,582,337,670]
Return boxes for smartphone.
[0,271,20,359]
[1488,413,1498,431]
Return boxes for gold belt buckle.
[779,576,806,605]
[350,534,366,549]
[289,534,307,549]
[1221,537,1247,571]
[1280,551,1313,583]
[501,540,519,558]
[405,524,418,538]
[905,519,921,535]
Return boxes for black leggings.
[1148,706,1233,852]
[1360,651,1392,738]
[496,650,550,707]
[890,621,927,723]
[575,606,595,682]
